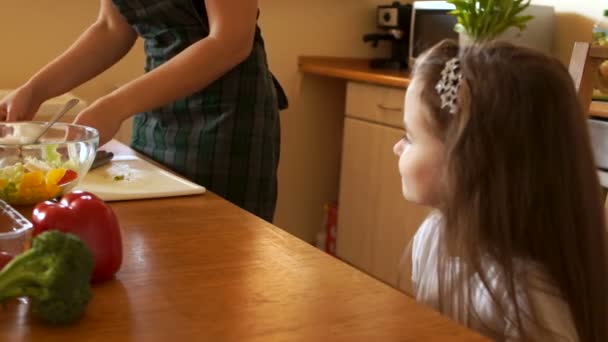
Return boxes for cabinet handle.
[377,104,403,112]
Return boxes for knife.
[91,150,114,170]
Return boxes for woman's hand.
[1,0,137,124]
[73,97,126,146]
[0,86,43,121]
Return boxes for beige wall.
[0,1,145,102]
[262,0,607,243]
[0,0,389,243]
[258,0,394,242]
[1,0,605,244]
[262,0,606,243]
[531,0,605,63]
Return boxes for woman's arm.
[93,0,259,123]
[19,0,137,111]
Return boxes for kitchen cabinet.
[336,82,429,295]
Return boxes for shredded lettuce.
[0,163,25,184]
[44,144,63,168]
[40,144,78,171]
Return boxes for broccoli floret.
[0,230,94,324]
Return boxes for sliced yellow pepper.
[46,168,67,185]
[21,171,45,187]
[4,169,70,205]
[18,171,54,204]
[46,184,61,198]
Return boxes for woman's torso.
[109,0,284,221]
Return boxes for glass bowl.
[0,199,33,269]
[0,122,99,205]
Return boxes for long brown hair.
[413,39,608,341]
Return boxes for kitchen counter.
[299,56,608,119]
[0,140,487,341]
[299,56,411,88]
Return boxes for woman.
[0,0,287,221]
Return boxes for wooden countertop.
[299,56,411,88]
[0,141,487,341]
[593,101,608,119]
[299,56,608,119]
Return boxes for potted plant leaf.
[447,0,534,43]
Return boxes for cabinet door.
[336,117,429,295]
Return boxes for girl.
[394,40,608,341]
[0,0,286,222]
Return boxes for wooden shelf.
[299,56,608,119]
[298,56,410,88]
[591,101,608,119]
[590,45,608,59]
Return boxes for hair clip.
[435,57,462,115]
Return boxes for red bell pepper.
[32,191,122,282]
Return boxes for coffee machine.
[363,2,412,70]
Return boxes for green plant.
[0,230,94,324]
[448,0,534,41]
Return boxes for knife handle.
[91,150,114,170]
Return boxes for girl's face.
[393,78,445,207]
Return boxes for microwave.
[408,1,555,66]
[409,1,458,66]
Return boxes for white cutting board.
[76,155,206,201]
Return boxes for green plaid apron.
[112,0,286,221]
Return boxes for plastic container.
[316,201,338,256]
[0,200,33,269]
[592,10,608,100]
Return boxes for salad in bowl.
[0,122,98,205]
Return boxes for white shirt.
[411,213,579,341]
